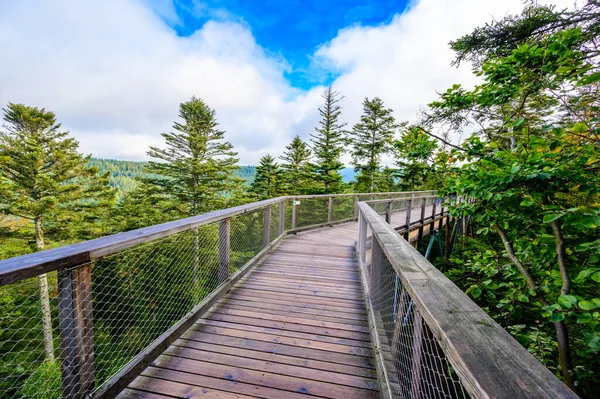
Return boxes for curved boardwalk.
[118,206,436,399]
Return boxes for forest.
[0,1,598,398]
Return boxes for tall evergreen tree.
[348,97,398,192]
[310,85,347,193]
[280,135,312,194]
[144,96,241,216]
[394,124,438,191]
[0,103,115,362]
[250,155,284,199]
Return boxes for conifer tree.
[348,97,398,192]
[0,103,115,362]
[144,96,241,216]
[250,155,284,199]
[310,85,347,193]
[280,135,312,194]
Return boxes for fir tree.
[310,85,347,193]
[280,135,313,194]
[250,155,284,199]
[0,103,115,362]
[348,97,398,192]
[144,96,241,216]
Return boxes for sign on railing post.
[218,218,230,283]
[327,197,334,224]
[57,264,95,399]
[263,205,271,247]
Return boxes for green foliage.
[280,135,314,194]
[423,3,600,393]
[394,125,438,190]
[17,361,61,399]
[309,85,347,193]
[348,97,398,193]
[143,96,242,216]
[250,154,284,199]
[0,103,115,246]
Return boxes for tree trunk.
[35,217,55,362]
[493,224,576,391]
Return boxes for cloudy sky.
[0,0,568,165]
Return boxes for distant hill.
[89,158,256,197]
[89,158,355,196]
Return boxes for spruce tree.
[309,85,347,193]
[280,135,313,194]
[348,97,398,192]
[0,103,115,362]
[145,96,241,216]
[250,155,284,199]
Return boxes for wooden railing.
[356,199,579,399]
[0,191,432,399]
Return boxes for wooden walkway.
[118,206,439,399]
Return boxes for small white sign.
[293,201,301,205]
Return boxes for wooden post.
[438,199,444,231]
[291,200,298,230]
[327,196,334,224]
[353,196,359,220]
[218,218,230,283]
[279,200,285,235]
[263,205,271,247]
[404,199,412,239]
[430,198,437,234]
[358,213,367,265]
[385,201,392,224]
[409,309,424,399]
[58,265,95,399]
[370,237,383,309]
[419,199,426,242]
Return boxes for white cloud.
[0,0,571,165]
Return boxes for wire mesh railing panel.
[294,197,329,228]
[332,196,355,221]
[230,209,265,272]
[367,238,470,399]
[91,225,219,392]
[269,202,282,242]
[0,274,61,399]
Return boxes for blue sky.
[1,0,533,163]
[157,0,411,89]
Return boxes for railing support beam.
[263,205,271,247]
[218,218,230,283]
[327,197,334,224]
[58,264,95,399]
[279,200,285,235]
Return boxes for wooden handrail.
[0,191,436,287]
[356,202,578,399]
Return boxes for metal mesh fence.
[0,205,282,398]
[365,227,470,399]
[0,192,440,399]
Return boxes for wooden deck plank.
[171,339,377,378]
[123,219,385,398]
[197,315,371,344]
[151,355,378,399]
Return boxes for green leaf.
[550,313,565,322]
[591,272,600,283]
[520,197,534,207]
[562,295,578,304]
[578,300,597,311]
[518,294,529,303]
[543,213,563,223]
[558,297,573,309]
